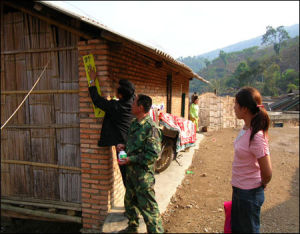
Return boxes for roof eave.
[193,74,210,84]
[40,1,210,84]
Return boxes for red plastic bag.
[224,201,232,233]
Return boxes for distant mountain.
[178,24,299,67]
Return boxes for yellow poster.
[83,54,105,118]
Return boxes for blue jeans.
[231,186,265,233]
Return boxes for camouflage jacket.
[125,115,162,185]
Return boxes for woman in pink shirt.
[231,87,272,233]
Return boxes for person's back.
[88,75,135,146]
[114,98,134,143]
[97,96,134,146]
[88,69,135,186]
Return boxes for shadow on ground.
[0,218,82,233]
[261,167,299,233]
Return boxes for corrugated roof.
[41,1,209,84]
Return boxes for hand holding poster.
[82,54,105,118]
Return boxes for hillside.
[189,36,299,96]
[178,24,299,67]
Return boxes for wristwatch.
[89,80,95,85]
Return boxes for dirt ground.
[162,127,299,233]
[1,127,299,233]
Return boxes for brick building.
[1,1,208,232]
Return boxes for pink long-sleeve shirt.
[231,129,270,190]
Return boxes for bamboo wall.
[1,11,81,204]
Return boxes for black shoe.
[118,226,138,233]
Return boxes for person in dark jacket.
[88,67,135,186]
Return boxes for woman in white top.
[231,87,272,233]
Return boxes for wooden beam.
[1,159,81,172]
[1,196,81,209]
[2,124,79,129]
[1,210,64,222]
[1,90,79,95]
[1,46,77,55]
[3,1,92,40]
[1,204,82,223]
[1,199,81,211]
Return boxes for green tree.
[204,58,211,68]
[208,79,225,95]
[242,46,259,57]
[219,50,227,67]
[263,63,281,96]
[278,69,299,93]
[233,59,265,89]
[225,76,239,90]
[246,58,265,85]
[234,61,251,87]
[287,84,298,93]
[261,25,290,55]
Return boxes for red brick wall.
[106,40,190,117]
[78,39,114,231]
[78,38,191,231]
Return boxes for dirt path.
[162,127,299,233]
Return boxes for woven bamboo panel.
[1,129,31,161]
[33,169,59,200]
[1,157,34,198]
[198,92,243,130]
[1,10,81,204]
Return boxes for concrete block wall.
[78,38,191,231]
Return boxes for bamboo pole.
[1,199,81,211]
[1,46,77,55]
[3,124,79,129]
[1,204,82,223]
[1,159,81,172]
[1,195,81,208]
[1,90,79,95]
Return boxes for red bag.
[224,201,232,233]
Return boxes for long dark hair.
[235,87,270,142]
[192,95,199,103]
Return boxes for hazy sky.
[45,1,299,58]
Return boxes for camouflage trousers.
[124,181,164,233]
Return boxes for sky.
[44,1,299,58]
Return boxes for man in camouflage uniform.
[117,94,164,233]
